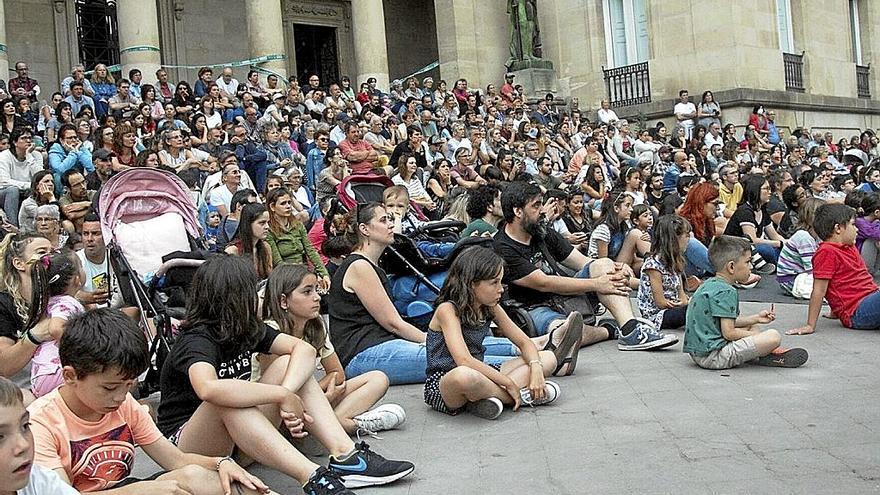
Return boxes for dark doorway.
[293,24,339,87]
[75,0,120,70]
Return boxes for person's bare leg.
[499,350,556,389]
[176,402,320,484]
[158,464,276,495]
[298,376,356,457]
[751,327,782,356]
[332,371,389,434]
[438,366,508,410]
[589,257,637,324]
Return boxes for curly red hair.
[679,182,720,242]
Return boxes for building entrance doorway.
[293,24,339,87]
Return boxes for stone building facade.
[0,0,876,135]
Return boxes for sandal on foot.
[551,312,583,376]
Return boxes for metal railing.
[602,61,651,107]
[783,52,805,92]
[857,64,871,99]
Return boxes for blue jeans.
[242,160,269,194]
[0,187,20,227]
[755,243,780,264]
[526,260,594,335]
[848,291,880,329]
[685,237,714,276]
[344,336,519,385]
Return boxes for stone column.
[0,0,8,81]
[116,0,162,81]
[245,0,287,80]
[350,0,389,89]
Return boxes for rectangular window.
[850,0,863,64]
[776,0,794,53]
[604,0,649,67]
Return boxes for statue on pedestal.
[507,0,553,71]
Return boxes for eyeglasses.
[317,137,328,142]
[35,217,57,223]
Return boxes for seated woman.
[157,255,415,492]
[224,203,273,280]
[391,153,436,213]
[19,171,58,234]
[265,187,329,289]
[263,263,404,435]
[723,174,785,268]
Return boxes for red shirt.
[338,138,375,174]
[812,241,878,327]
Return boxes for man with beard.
[58,169,94,233]
[493,182,678,360]
[75,213,118,308]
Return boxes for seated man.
[461,184,502,238]
[28,308,272,494]
[58,169,95,233]
[493,182,678,359]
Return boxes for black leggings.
[661,305,688,329]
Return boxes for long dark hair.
[650,215,690,274]
[182,255,263,350]
[435,247,504,327]
[0,233,49,323]
[585,163,604,192]
[233,203,272,279]
[264,263,328,353]
[26,249,80,329]
[739,174,768,209]
[598,189,630,235]
[266,187,296,235]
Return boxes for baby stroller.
[337,173,429,220]
[99,168,209,396]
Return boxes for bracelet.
[215,456,233,471]
[528,359,541,367]
[23,328,42,346]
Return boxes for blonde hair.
[93,64,116,85]
[0,233,46,324]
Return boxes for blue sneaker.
[328,441,415,488]
[618,319,678,351]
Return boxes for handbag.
[536,237,598,325]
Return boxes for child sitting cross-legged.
[424,247,567,420]
[790,203,880,334]
[27,308,273,494]
[637,215,690,330]
[683,235,808,369]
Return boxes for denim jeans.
[755,243,780,264]
[684,237,714,276]
[848,291,880,329]
[526,260,594,335]
[0,187,19,227]
[242,160,269,194]
[344,336,519,385]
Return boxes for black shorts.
[113,470,166,487]
[423,363,502,415]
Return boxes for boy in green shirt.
[683,235,808,369]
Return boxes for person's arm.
[741,223,782,248]
[140,437,268,494]
[647,269,679,309]
[489,304,544,403]
[346,259,426,342]
[60,200,91,219]
[266,232,283,265]
[788,278,828,335]
[719,317,759,341]
[0,320,53,376]
[48,145,80,176]
[297,224,329,278]
[108,97,129,112]
[435,303,520,405]
[512,252,629,297]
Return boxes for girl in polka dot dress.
[424,247,561,420]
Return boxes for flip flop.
[551,312,583,376]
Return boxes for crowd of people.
[0,60,880,494]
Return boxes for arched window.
[75,0,120,69]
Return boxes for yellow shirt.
[718,182,743,215]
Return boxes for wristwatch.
[20,328,42,346]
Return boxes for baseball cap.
[429,135,446,145]
[93,148,113,160]
[273,92,286,100]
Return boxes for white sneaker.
[528,380,561,406]
[353,404,406,434]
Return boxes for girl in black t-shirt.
[157,255,414,491]
[723,174,785,267]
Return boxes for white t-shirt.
[76,249,121,309]
[18,463,79,494]
[674,102,696,127]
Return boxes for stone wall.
[6,0,60,99]
[172,0,249,87]
[384,0,440,83]
[434,0,508,91]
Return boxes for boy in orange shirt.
[27,308,273,494]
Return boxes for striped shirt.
[776,230,817,285]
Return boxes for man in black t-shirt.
[494,182,679,354]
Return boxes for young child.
[27,308,272,494]
[776,198,822,298]
[383,185,455,258]
[683,235,808,368]
[263,263,405,435]
[617,203,653,276]
[204,206,222,251]
[587,190,633,261]
[157,256,413,493]
[28,250,85,398]
[0,376,79,494]
[637,215,690,330]
[424,247,567,420]
[791,203,880,334]
[854,192,880,274]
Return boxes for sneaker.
[465,397,504,420]
[598,319,620,340]
[523,380,561,406]
[754,262,776,275]
[547,312,583,376]
[753,347,809,368]
[353,404,406,435]
[618,319,679,351]
[303,466,356,495]
[733,273,762,289]
[328,442,415,488]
